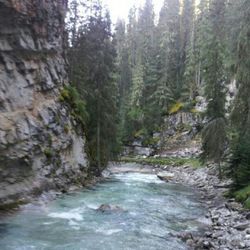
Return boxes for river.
[0,169,206,250]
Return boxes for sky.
[102,0,164,23]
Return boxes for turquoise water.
[0,172,205,250]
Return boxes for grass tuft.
[233,185,250,209]
[120,156,202,168]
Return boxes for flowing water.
[0,171,206,250]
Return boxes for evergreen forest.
[67,0,250,198]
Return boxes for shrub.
[120,156,202,168]
[142,137,160,147]
[64,125,70,134]
[169,102,184,114]
[230,132,250,188]
[44,148,53,158]
[233,185,250,209]
[245,198,250,209]
[134,128,147,139]
[59,85,88,127]
[169,101,197,115]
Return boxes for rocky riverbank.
[111,162,250,250]
[156,165,250,250]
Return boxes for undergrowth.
[120,156,202,168]
[59,85,88,127]
[233,185,250,210]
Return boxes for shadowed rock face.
[0,0,89,208]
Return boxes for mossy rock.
[0,199,27,211]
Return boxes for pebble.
[161,164,250,250]
[234,223,250,231]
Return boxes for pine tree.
[127,61,145,139]
[182,0,199,100]
[114,19,132,143]
[124,0,159,141]
[180,0,195,98]
[68,2,119,175]
[127,6,138,68]
[229,0,250,187]
[156,0,183,108]
[200,0,228,179]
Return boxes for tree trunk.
[96,100,101,176]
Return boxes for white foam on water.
[68,220,81,230]
[85,203,99,209]
[96,228,123,235]
[48,210,83,221]
[141,227,152,234]
[43,222,55,225]
[129,211,138,216]
[68,220,79,226]
[115,173,164,184]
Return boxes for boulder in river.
[157,172,175,182]
[96,204,125,213]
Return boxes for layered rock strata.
[0,0,89,208]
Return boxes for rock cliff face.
[0,0,89,208]
[158,112,202,157]
[123,112,202,158]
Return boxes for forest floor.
[113,158,250,250]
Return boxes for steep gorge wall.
[0,0,89,208]
[158,112,202,157]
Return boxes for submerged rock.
[96,204,125,213]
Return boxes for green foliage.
[64,125,70,134]
[68,2,119,174]
[228,0,250,190]
[128,108,144,122]
[66,0,250,190]
[43,148,53,159]
[199,0,228,180]
[201,118,227,179]
[168,101,196,115]
[120,156,202,169]
[142,137,160,147]
[230,132,250,188]
[234,185,250,203]
[245,198,250,210]
[134,128,147,139]
[59,85,88,127]
[201,118,227,163]
[232,185,250,209]
[226,185,250,210]
[169,102,184,114]
[190,108,200,114]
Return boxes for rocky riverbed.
[111,162,250,250]
[159,165,250,250]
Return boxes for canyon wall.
[0,0,89,208]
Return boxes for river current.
[0,170,206,250]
